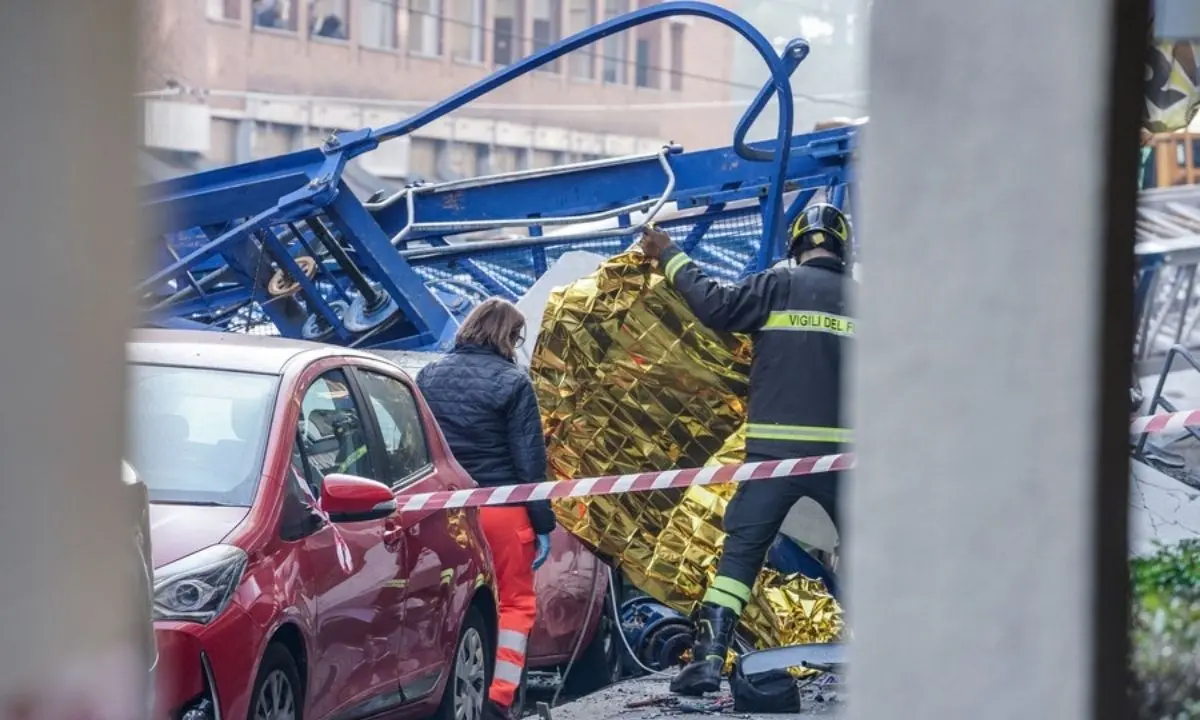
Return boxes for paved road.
[537,675,843,720]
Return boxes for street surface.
[1134,370,1200,553]
[540,675,842,719]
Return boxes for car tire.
[562,591,623,696]
[248,642,303,720]
[432,606,491,720]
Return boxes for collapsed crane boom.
[139,1,858,350]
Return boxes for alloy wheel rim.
[254,669,296,720]
[454,628,486,720]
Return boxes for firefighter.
[416,298,555,720]
[639,203,854,696]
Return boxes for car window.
[127,364,277,506]
[355,370,432,486]
[296,370,376,484]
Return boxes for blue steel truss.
[139,1,858,351]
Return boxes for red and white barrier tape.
[400,453,856,512]
[1131,409,1200,435]
[394,410,1199,511]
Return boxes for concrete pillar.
[0,2,145,719]
[847,0,1145,719]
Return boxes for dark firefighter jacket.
[416,343,557,534]
[660,244,854,460]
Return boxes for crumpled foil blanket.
[528,250,843,650]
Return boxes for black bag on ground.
[730,660,801,713]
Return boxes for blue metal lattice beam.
[138,1,858,350]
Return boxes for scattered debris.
[545,676,843,719]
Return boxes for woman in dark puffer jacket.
[416,298,555,720]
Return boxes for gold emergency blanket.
[528,250,843,650]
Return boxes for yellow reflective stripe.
[712,576,752,602]
[745,423,852,443]
[761,310,855,336]
[702,588,745,614]
[663,252,692,283]
[336,445,368,473]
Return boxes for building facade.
[140,0,750,181]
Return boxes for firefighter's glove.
[639,226,671,260]
[532,534,551,570]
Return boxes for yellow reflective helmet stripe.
[663,252,692,283]
[761,310,854,336]
[745,423,852,443]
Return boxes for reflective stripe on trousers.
[745,422,853,444]
[480,506,538,709]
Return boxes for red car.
[130,330,617,720]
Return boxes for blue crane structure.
[138,1,858,349]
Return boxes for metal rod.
[391,146,679,244]
[1137,267,1165,359]
[288,222,352,302]
[365,146,680,211]
[1146,266,1185,358]
[305,217,382,307]
[733,39,809,162]
[1174,265,1198,345]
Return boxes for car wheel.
[562,593,623,696]
[248,642,302,720]
[433,606,491,720]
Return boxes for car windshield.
[127,364,279,506]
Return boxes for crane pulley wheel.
[267,256,318,298]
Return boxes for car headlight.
[153,545,247,624]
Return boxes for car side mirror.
[318,474,397,523]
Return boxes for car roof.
[365,349,443,377]
[127,328,361,374]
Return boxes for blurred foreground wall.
[848,0,1143,718]
[0,2,145,718]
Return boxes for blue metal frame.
[138,1,858,350]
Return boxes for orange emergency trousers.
[479,506,537,709]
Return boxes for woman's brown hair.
[454,298,527,360]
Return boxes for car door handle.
[383,526,404,550]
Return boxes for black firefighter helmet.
[789,202,850,261]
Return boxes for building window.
[567,0,595,79]
[253,0,299,31]
[362,0,400,49]
[493,0,523,66]
[310,0,350,39]
[207,0,242,21]
[530,149,557,169]
[602,0,629,84]
[440,141,478,179]
[491,146,520,173]
[448,0,485,63]
[532,0,562,72]
[634,39,651,87]
[408,0,443,56]
[633,1,659,89]
[668,23,683,91]
[409,138,439,180]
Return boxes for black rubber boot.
[669,602,738,696]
